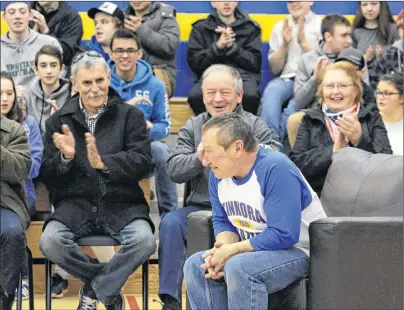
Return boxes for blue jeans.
[40,218,156,305]
[0,208,26,295]
[261,78,299,142]
[184,247,309,310]
[158,206,205,303]
[151,141,178,219]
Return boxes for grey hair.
[71,56,110,78]
[201,64,243,93]
[202,112,258,152]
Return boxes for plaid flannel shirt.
[60,98,107,194]
[79,99,107,194]
[370,46,404,89]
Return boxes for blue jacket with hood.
[81,35,110,61]
[109,59,171,141]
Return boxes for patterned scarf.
[322,103,360,143]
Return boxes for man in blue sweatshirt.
[109,28,177,218]
[184,112,326,310]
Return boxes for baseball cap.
[88,2,125,24]
[335,47,365,70]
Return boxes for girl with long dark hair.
[352,1,399,68]
[1,71,43,299]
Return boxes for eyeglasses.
[324,83,354,91]
[112,48,140,56]
[72,51,103,66]
[374,91,400,98]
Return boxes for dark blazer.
[187,7,262,82]
[289,105,392,197]
[40,88,155,233]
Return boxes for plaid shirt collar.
[78,97,107,119]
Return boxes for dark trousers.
[0,207,26,294]
[158,206,205,303]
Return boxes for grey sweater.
[294,46,331,109]
[1,30,62,87]
[1,116,32,229]
[124,2,180,91]
[24,77,71,135]
[166,105,274,209]
[352,23,399,65]
[294,45,370,109]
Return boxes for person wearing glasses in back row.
[289,61,392,197]
[375,73,403,155]
[108,28,178,220]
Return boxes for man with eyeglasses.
[39,51,156,310]
[108,28,178,220]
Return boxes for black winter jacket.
[187,8,262,82]
[41,88,155,233]
[31,1,83,66]
[289,105,392,197]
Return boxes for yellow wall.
[1,12,356,42]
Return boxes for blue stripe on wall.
[1,1,403,15]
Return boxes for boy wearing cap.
[81,2,125,61]
[370,10,404,89]
[335,47,376,107]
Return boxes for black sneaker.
[105,293,125,310]
[77,287,98,310]
[51,274,68,298]
[161,295,181,310]
[0,286,15,310]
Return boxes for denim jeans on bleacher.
[0,207,26,295]
[151,141,178,219]
[158,206,205,303]
[39,218,156,305]
[184,247,309,310]
[261,77,299,142]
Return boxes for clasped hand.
[200,242,237,280]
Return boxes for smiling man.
[108,28,178,220]
[160,64,276,310]
[1,1,62,87]
[184,112,326,310]
[39,51,156,310]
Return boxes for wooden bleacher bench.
[169,97,194,133]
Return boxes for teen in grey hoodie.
[1,2,62,88]
[24,76,70,135]
[23,45,70,135]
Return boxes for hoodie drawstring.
[39,93,45,135]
